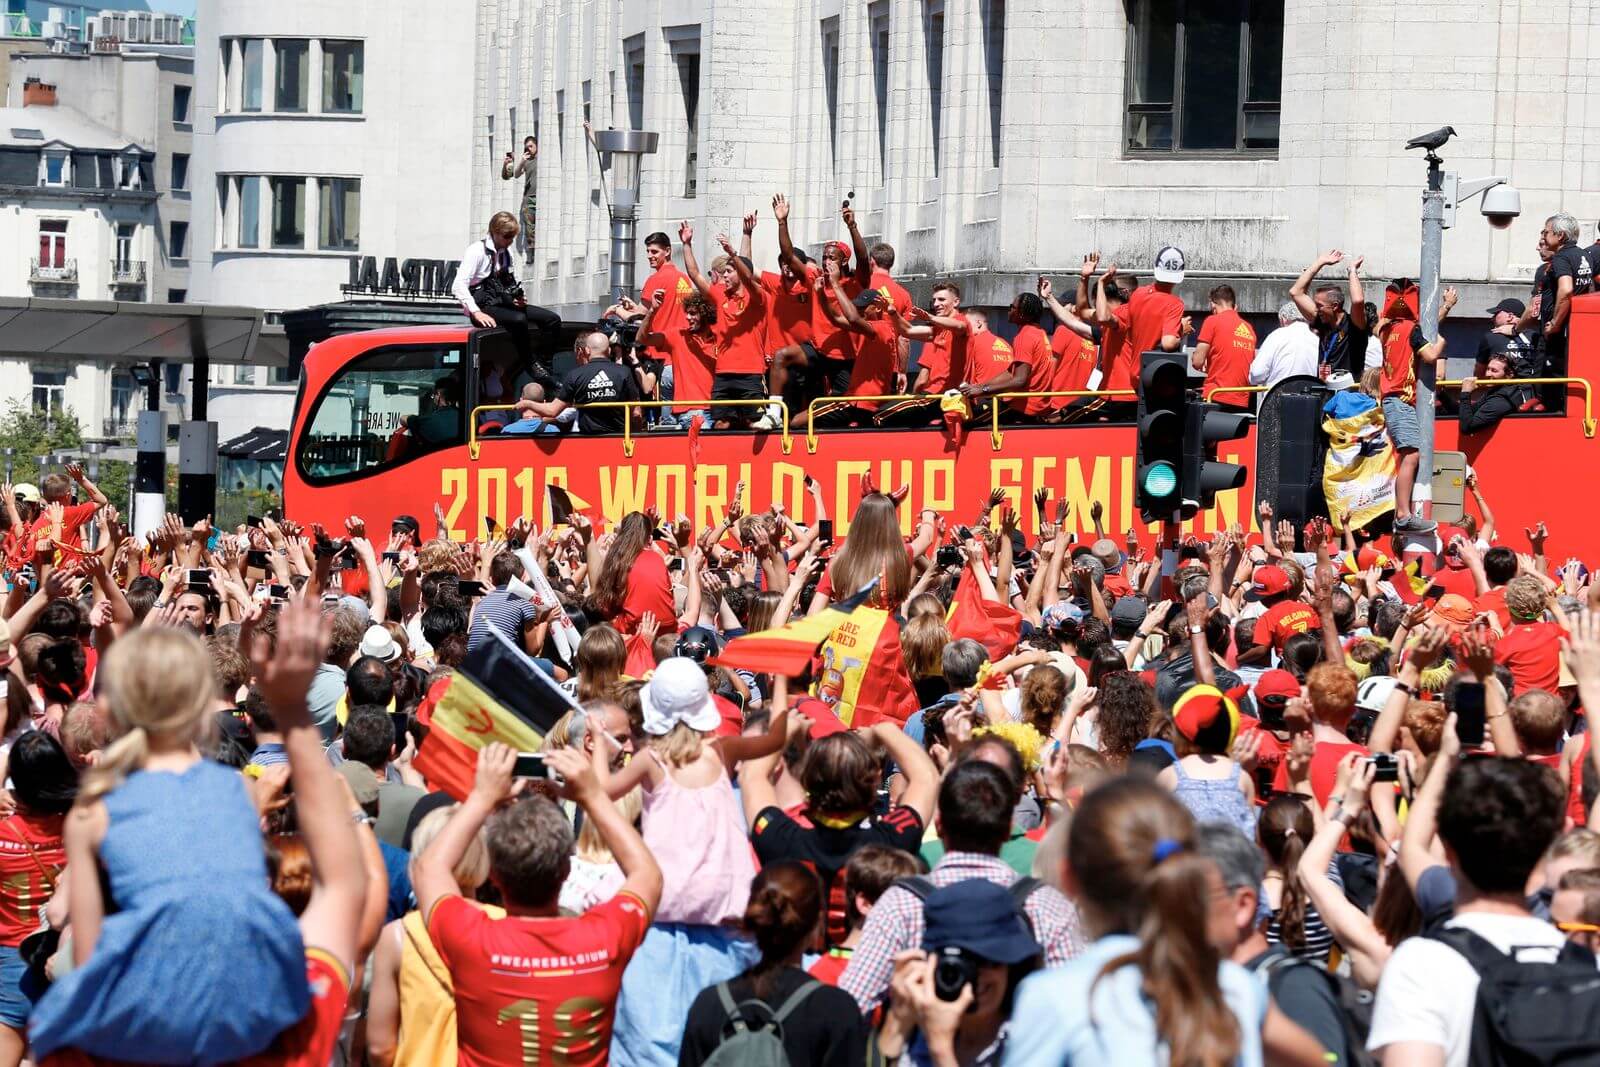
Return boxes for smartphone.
[382,551,401,564]
[1368,752,1400,784]
[245,549,270,571]
[1454,682,1487,747]
[817,519,834,547]
[268,583,291,600]
[186,568,211,587]
[339,553,361,571]
[246,515,264,529]
[457,580,488,598]
[512,752,548,779]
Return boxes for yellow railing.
[987,389,1137,450]
[1204,384,1271,403]
[1436,377,1595,439]
[468,399,791,459]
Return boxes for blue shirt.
[1002,934,1267,1067]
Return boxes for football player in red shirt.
[416,743,662,1067]
[957,292,1055,423]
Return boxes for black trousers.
[481,301,563,368]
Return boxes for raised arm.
[716,232,763,299]
[679,220,715,301]
[740,210,756,261]
[843,201,872,290]
[1347,256,1368,331]
[1289,250,1341,322]
[65,462,109,508]
[771,194,808,278]
[1072,252,1099,315]
[1040,277,1094,341]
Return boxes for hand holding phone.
[1454,682,1487,747]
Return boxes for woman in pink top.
[595,657,790,1064]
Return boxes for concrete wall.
[189,0,478,313]
[471,0,1600,321]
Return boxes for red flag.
[687,413,704,469]
[946,570,1022,661]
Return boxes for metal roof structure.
[0,295,283,366]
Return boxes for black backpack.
[1254,950,1376,1067]
[896,874,1046,936]
[1429,926,1600,1066]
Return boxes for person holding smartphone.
[500,135,538,263]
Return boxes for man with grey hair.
[1194,822,1350,1064]
[903,638,990,747]
[1250,300,1319,387]
[1290,249,1370,379]
[415,742,661,1066]
[1534,211,1587,410]
[570,698,634,770]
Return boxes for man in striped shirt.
[465,552,541,656]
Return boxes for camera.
[600,316,640,350]
[935,545,965,569]
[1480,184,1521,230]
[933,947,980,1002]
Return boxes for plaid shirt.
[839,851,1084,1013]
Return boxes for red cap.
[1251,565,1290,597]
[1354,545,1394,572]
[1254,669,1301,707]
[830,240,852,264]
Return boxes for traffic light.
[1136,351,1188,522]
[1184,402,1251,513]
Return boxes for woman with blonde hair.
[28,628,307,1064]
[573,623,627,702]
[808,492,911,614]
[366,805,499,1067]
[900,611,951,707]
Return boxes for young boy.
[807,844,921,985]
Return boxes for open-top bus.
[282,305,1599,556]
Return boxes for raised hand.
[678,219,694,245]
[771,193,790,223]
[1080,252,1100,279]
[1037,276,1053,300]
[742,210,758,236]
[1526,521,1548,553]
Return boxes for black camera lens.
[932,948,979,1002]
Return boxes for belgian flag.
[413,625,579,800]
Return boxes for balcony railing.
[109,259,146,285]
[29,257,77,283]
[102,416,137,438]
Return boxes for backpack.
[896,874,1046,936]
[1429,925,1600,1066]
[1255,950,1376,1067]
[700,978,823,1067]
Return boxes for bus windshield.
[297,342,466,483]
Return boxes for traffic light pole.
[1416,152,1446,522]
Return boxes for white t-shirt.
[1367,911,1568,1067]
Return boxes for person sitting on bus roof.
[960,293,1056,425]
[450,211,562,385]
[407,376,462,446]
[804,275,899,429]
[1460,351,1541,435]
[517,331,642,436]
[500,383,563,435]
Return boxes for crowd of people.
[0,450,1596,1066]
[444,200,1592,446]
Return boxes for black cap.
[1487,298,1525,317]
[391,514,420,535]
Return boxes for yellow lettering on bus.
[988,459,1022,522]
[1063,456,1109,539]
[771,462,806,518]
[513,467,537,521]
[693,465,728,531]
[477,467,507,533]
[441,469,468,541]
[834,460,870,533]
[601,466,649,521]
[654,465,687,524]
[922,459,955,516]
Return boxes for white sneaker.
[751,412,777,432]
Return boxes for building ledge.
[0,183,160,204]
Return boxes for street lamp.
[1,448,12,483]
[1408,128,1520,521]
[592,128,659,306]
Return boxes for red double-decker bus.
[282,307,1598,555]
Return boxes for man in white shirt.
[1249,301,1319,387]
[451,210,562,384]
[1367,754,1569,1067]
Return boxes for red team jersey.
[714,284,769,375]
[811,276,863,362]
[1114,286,1185,394]
[762,268,819,351]
[1196,309,1256,407]
[1009,324,1054,415]
[965,330,1015,388]
[429,891,651,1067]
[847,319,900,410]
[672,327,718,404]
[918,315,970,393]
[1099,315,1134,392]
[0,812,63,945]
[1050,326,1099,399]
[869,268,913,318]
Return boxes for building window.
[111,371,135,426]
[556,90,565,153]
[167,289,186,303]
[171,152,189,190]
[239,175,260,248]
[322,40,363,113]
[485,113,494,168]
[114,223,135,271]
[241,38,264,111]
[1125,0,1283,154]
[821,17,840,163]
[271,364,295,385]
[871,2,890,171]
[119,150,143,189]
[32,370,67,418]
[41,151,68,186]
[923,1,945,174]
[624,35,645,130]
[170,220,188,259]
[983,0,1004,168]
[270,176,305,248]
[318,177,360,250]
[274,39,309,111]
[674,46,700,198]
[173,84,191,123]
[233,364,255,385]
[38,220,67,267]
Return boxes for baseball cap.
[1110,595,1150,632]
[1487,298,1525,317]
[792,696,848,739]
[1171,684,1241,752]
[1253,669,1302,710]
[921,880,1042,964]
[640,657,721,736]
[391,514,420,537]
[1429,593,1475,630]
[1152,245,1187,284]
[1251,565,1290,597]
[358,625,401,663]
[1043,601,1085,630]
[12,484,39,505]
[1325,371,1357,391]
[830,240,852,264]
[1352,545,1395,573]
[1356,675,1402,714]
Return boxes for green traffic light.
[1141,461,1178,497]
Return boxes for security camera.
[1480,184,1521,229]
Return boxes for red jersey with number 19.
[428,890,651,1067]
